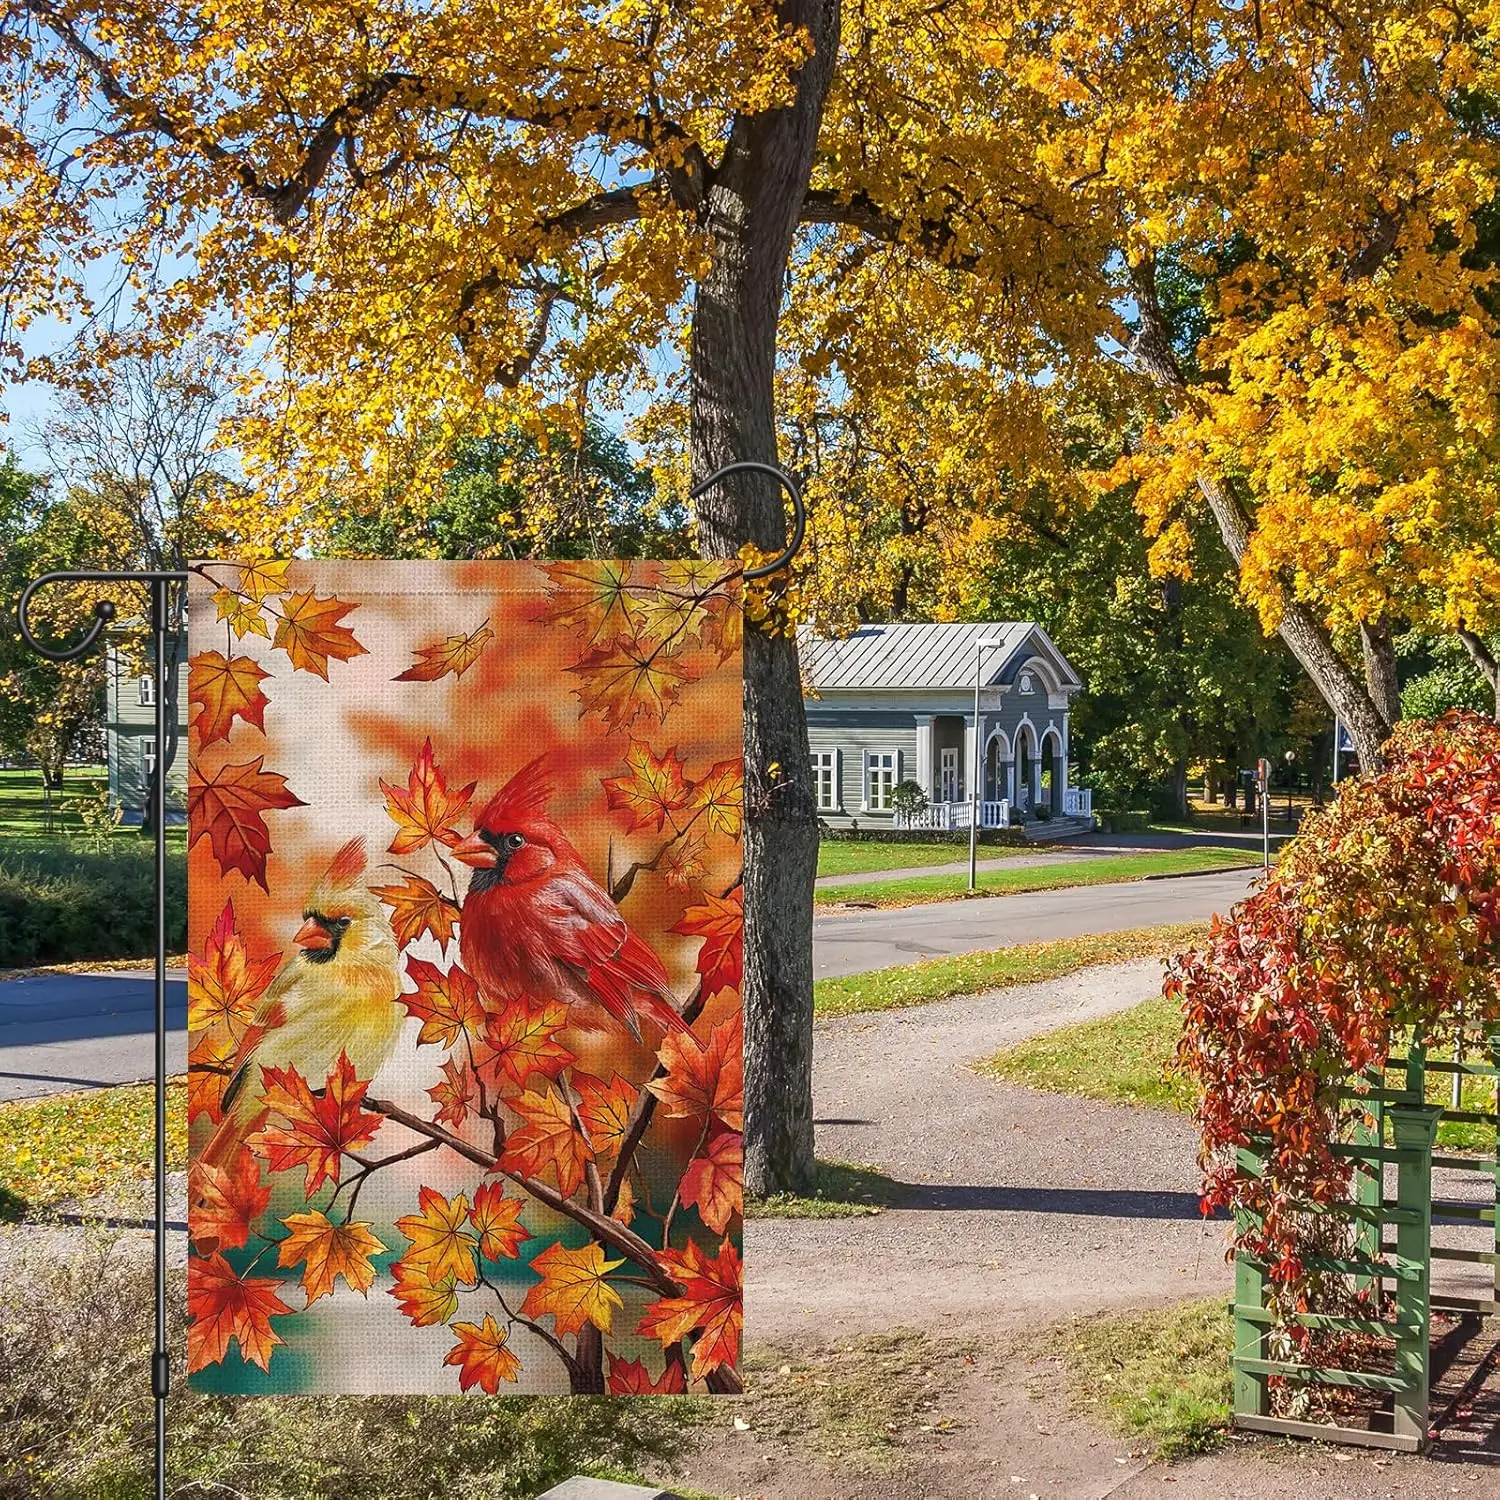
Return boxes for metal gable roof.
[799,621,1069,692]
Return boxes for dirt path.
[677,961,1498,1500]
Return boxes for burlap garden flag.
[185,560,743,1395]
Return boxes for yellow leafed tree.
[3,0,1498,1188]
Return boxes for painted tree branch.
[367,1095,682,1296]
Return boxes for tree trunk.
[1127,260,1393,768]
[1168,758,1189,820]
[1459,630,1500,719]
[1360,620,1401,727]
[688,0,840,1197]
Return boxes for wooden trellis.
[1231,1030,1500,1451]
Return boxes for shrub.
[0,1230,706,1498]
[889,778,928,821]
[1171,711,1500,1289]
[0,844,187,967]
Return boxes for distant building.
[103,624,188,822]
[800,621,1091,833]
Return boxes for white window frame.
[811,750,840,813]
[137,673,156,706]
[142,737,158,784]
[864,750,898,812]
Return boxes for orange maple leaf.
[396,1185,479,1288]
[614,1176,637,1227]
[567,641,690,732]
[602,740,694,831]
[186,1250,295,1373]
[648,1011,743,1131]
[606,1352,688,1395]
[637,1236,742,1379]
[394,622,494,681]
[189,1146,270,1252]
[277,1210,386,1305]
[688,758,744,838]
[400,957,486,1048]
[427,1057,477,1128]
[539,560,645,648]
[469,1180,528,1261]
[678,1128,743,1235]
[188,757,307,891]
[474,999,574,1094]
[188,651,271,747]
[247,1052,383,1195]
[500,1087,593,1198]
[187,1027,238,1124]
[388,1256,459,1328]
[671,889,743,1000]
[188,899,281,1036]
[271,588,368,678]
[520,1240,624,1337]
[444,1313,521,1392]
[574,1070,637,1159]
[380,738,476,854]
[371,872,461,950]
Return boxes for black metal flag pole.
[17,568,188,1500]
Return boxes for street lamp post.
[968,638,1009,892]
[1284,748,1296,825]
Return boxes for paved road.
[0,867,1259,1099]
[812,867,1259,979]
[0,969,187,1102]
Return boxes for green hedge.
[0,844,187,967]
[818,823,1030,847]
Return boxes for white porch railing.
[895,799,1011,830]
[1062,787,1093,817]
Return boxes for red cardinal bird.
[452,756,689,1042]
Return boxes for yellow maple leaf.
[519,1240,625,1337]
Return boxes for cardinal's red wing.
[539,871,683,1036]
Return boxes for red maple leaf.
[187,1250,295,1373]
[188,899,281,1036]
[380,738,476,854]
[603,740,694,831]
[474,999,575,1095]
[189,756,307,891]
[189,1145,271,1252]
[672,889,743,999]
[606,1352,688,1394]
[648,1011,743,1131]
[400,957,486,1048]
[678,1128,743,1235]
[247,1051,383,1195]
[499,1088,594,1198]
[637,1236,742,1379]
[188,650,271,746]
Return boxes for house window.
[811,750,839,812]
[138,674,155,706]
[865,751,898,811]
[142,738,158,784]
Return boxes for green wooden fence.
[1231,1031,1500,1451]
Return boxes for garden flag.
[185,560,744,1395]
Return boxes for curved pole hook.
[688,461,806,581]
[16,569,188,661]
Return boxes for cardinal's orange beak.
[293,916,332,950]
[450,831,497,869]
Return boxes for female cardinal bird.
[453,757,689,1042]
[197,836,404,1172]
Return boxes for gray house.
[104,625,189,821]
[801,621,1091,832]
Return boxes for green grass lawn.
[1029,1298,1232,1460]
[815,845,1259,908]
[0,763,109,841]
[812,922,1208,1018]
[981,996,1496,1150]
[817,838,1054,878]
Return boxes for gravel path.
[746,959,1226,1343]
